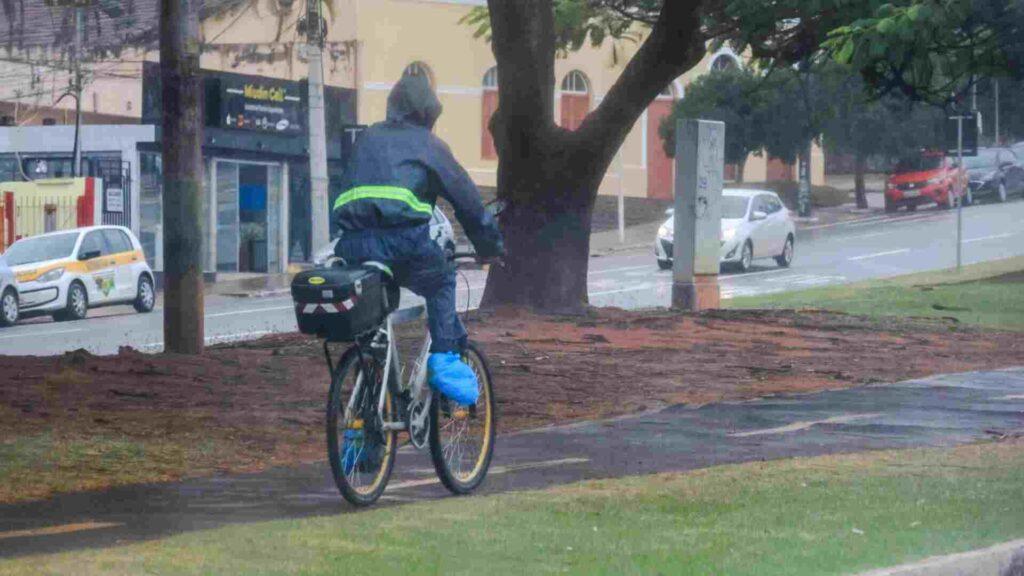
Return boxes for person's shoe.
[341,428,366,476]
[428,352,480,406]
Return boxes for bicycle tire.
[327,347,398,506]
[429,341,497,495]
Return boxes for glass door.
[216,161,240,272]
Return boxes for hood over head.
[387,73,443,129]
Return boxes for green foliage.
[460,1,649,54]
[659,67,768,167]
[819,62,945,162]
[826,0,1024,103]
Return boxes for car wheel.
[998,181,1008,203]
[775,236,794,268]
[60,282,88,321]
[657,259,672,271]
[133,275,155,313]
[737,241,754,273]
[0,288,18,327]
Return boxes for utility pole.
[994,80,1000,146]
[72,5,83,177]
[160,0,205,354]
[306,0,331,255]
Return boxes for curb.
[854,540,1024,576]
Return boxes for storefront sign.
[221,78,303,135]
[106,187,124,213]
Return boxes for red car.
[885,153,965,212]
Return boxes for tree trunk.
[481,0,705,313]
[160,0,205,354]
[736,160,745,184]
[853,153,868,209]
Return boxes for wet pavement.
[1,368,1022,558]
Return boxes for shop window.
[482,67,499,159]
[560,70,591,132]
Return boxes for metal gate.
[87,158,132,229]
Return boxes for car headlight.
[722,228,737,243]
[36,267,65,283]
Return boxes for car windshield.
[962,150,999,169]
[894,155,942,173]
[3,232,79,266]
[721,196,750,219]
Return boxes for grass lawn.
[3,440,1023,575]
[727,256,1024,331]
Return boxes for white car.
[655,188,796,273]
[313,206,457,267]
[4,226,156,322]
[0,255,18,327]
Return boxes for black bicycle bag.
[291,266,389,342]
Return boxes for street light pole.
[956,115,963,272]
[307,0,331,259]
[72,5,83,177]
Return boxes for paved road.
[1,200,1023,356]
[1,368,1021,558]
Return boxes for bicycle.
[311,252,497,507]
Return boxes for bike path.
[2,368,1023,558]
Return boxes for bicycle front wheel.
[429,341,496,494]
[327,348,398,506]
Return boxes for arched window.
[559,70,591,131]
[560,70,590,94]
[710,54,739,72]
[482,67,499,159]
[483,67,498,91]
[402,61,435,87]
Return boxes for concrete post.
[671,119,723,311]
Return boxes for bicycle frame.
[336,304,432,437]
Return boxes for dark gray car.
[961,147,1024,204]
[0,255,18,327]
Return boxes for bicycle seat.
[363,261,400,312]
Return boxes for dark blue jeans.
[334,224,466,353]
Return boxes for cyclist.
[332,72,504,408]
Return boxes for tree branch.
[577,0,707,164]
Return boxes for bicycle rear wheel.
[429,341,496,494]
[327,348,397,506]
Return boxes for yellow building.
[0,0,823,203]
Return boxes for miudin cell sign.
[221,78,304,135]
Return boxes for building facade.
[0,0,824,273]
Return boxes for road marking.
[848,249,911,261]
[205,306,294,319]
[590,282,667,297]
[843,231,895,241]
[0,521,123,541]
[385,457,590,492]
[996,394,1024,400]
[589,264,656,276]
[729,413,883,438]
[0,328,85,341]
[963,233,1015,244]
[802,214,897,230]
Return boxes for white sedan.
[655,188,796,273]
[4,226,156,322]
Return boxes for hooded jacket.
[333,73,504,257]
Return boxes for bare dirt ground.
[2,308,1022,501]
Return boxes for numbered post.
[672,119,724,311]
